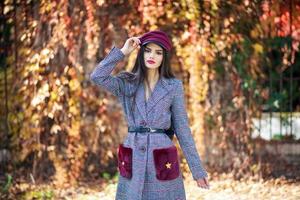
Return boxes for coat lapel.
[146,77,174,114]
[135,77,174,123]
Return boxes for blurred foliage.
[1,174,12,193]
[21,189,54,200]
[0,1,299,194]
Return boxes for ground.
[5,173,300,200]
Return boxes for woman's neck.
[145,68,159,84]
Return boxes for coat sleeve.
[171,80,208,180]
[89,46,125,97]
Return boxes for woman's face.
[143,42,164,69]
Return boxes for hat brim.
[142,40,166,51]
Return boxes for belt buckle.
[148,127,156,133]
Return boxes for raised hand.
[120,36,141,56]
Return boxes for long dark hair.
[117,43,176,123]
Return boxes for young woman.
[90,30,209,200]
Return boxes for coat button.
[139,146,146,152]
[139,120,147,126]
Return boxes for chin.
[146,64,160,69]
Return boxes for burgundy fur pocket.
[153,146,180,181]
[118,144,133,179]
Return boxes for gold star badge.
[122,161,125,165]
[165,162,172,169]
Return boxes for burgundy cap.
[139,30,172,51]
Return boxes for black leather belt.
[128,126,174,140]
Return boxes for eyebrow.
[145,46,163,52]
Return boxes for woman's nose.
[150,52,155,58]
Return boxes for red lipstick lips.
[147,60,156,64]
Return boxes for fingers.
[197,178,210,189]
[199,183,209,189]
[133,37,141,45]
[204,178,210,189]
[130,37,141,49]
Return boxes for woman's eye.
[145,49,162,55]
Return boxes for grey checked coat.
[90,46,208,200]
